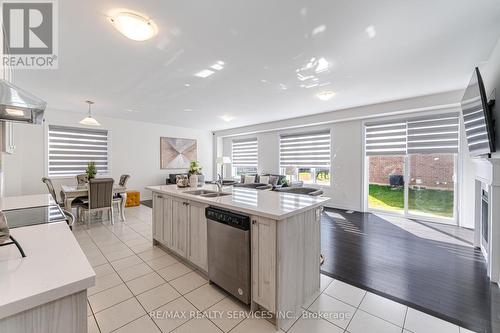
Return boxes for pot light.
[195,69,215,78]
[80,100,100,126]
[210,63,224,71]
[110,11,157,41]
[220,115,235,122]
[365,25,376,39]
[5,108,25,117]
[316,90,336,101]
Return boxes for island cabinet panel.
[152,193,172,247]
[275,207,322,331]
[187,201,209,271]
[171,197,189,257]
[251,215,276,313]
[152,193,164,243]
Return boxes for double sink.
[184,189,232,198]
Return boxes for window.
[48,125,109,177]
[279,130,331,185]
[365,112,459,222]
[232,138,258,179]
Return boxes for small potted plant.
[188,161,204,187]
[86,161,97,179]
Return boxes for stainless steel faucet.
[214,174,223,192]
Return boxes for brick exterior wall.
[369,154,454,190]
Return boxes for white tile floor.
[74,205,477,333]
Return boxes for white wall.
[222,121,362,211]
[3,109,213,201]
[214,90,479,226]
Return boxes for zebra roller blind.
[48,125,109,177]
[280,130,331,168]
[232,138,258,167]
[365,112,459,155]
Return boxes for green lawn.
[368,184,454,218]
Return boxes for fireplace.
[481,187,489,246]
[474,158,500,283]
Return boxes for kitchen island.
[146,184,329,330]
[0,194,95,333]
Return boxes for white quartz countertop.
[146,184,329,220]
[0,221,95,319]
[0,194,56,211]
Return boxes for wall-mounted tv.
[461,67,496,157]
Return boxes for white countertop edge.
[0,275,95,320]
[0,221,96,320]
[146,185,329,220]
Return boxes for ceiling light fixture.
[210,63,224,71]
[109,11,158,41]
[315,57,329,73]
[312,25,326,36]
[220,115,235,122]
[80,100,101,126]
[365,25,376,39]
[195,69,215,78]
[316,91,336,101]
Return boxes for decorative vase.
[189,174,198,188]
[196,175,205,187]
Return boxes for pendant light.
[79,100,100,126]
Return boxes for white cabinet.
[251,215,276,312]
[171,197,189,257]
[152,193,172,246]
[152,193,209,272]
[187,201,208,271]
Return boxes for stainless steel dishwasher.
[206,206,251,304]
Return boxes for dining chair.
[76,174,88,185]
[41,177,81,229]
[112,174,130,220]
[79,178,115,227]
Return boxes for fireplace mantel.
[473,157,500,284]
[473,157,500,185]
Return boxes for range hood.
[0,79,46,124]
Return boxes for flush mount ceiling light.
[109,11,158,41]
[80,100,100,126]
[316,90,336,101]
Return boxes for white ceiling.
[11,0,500,130]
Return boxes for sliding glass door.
[365,112,459,224]
[367,155,405,214]
[408,153,456,220]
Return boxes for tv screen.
[461,67,495,157]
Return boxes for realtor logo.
[1,0,58,69]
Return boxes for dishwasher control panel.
[205,207,250,230]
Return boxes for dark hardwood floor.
[320,208,500,333]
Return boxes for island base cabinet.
[250,208,322,332]
[0,290,87,333]
[251,216,276,313]
[187,201,209,271]
[171,198,189,258]
[152,193,172,247]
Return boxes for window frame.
[231,137,258,180]
[45,124,112,178]
[362,110,461,225]
[279,130,331,187]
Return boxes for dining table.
[60,184,127,221]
